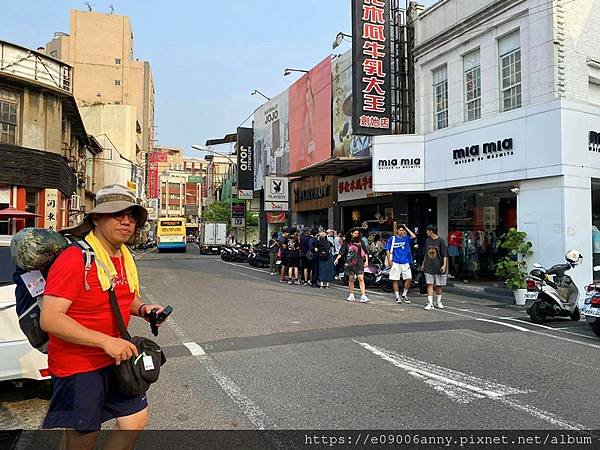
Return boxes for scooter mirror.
[532,262,543,268]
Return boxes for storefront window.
[448,190,517,279]
[25,187,37,228]
[592,179,600,271]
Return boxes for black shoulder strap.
[108,288,131,341]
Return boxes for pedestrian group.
[268,223,449,309]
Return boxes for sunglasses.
[110,209,139,222]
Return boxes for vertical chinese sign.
[44,189,58,231]
[352,0,392,135]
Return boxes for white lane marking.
[183,341,205,356]
[200,355,270,430]
[355,340,585,430]
[475,318,530,332]
[142,289,272,429]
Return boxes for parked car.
[0,235,49,382]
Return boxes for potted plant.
[495,228,533,305]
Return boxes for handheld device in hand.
[145,305,174,336]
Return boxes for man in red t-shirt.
[40,184,166,450]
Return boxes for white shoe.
[424,302,434,311]
[436,300,444,309]
[346,294,355,302]
[360,295,370,303]
[395,296,402,304]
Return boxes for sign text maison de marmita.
[452,137,514,165]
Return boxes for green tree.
[495,228,533,290]
[246,211,259,227]
[203,201,230,222]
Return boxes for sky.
[3,0,437,157]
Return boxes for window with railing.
[464,50,481,121]
[433,66,448,130]
[499,31,522,112]
[0,88,18,145]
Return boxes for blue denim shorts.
[42,365,148,432]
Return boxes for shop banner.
[44,189,58,231]
[265,176,289,202]
[266,212,286,224]
[236,127,254,191]
[238,190,253,200]
[265,201,288,212]
[291,176,335,212]
[231,203,246,219]
[352,0,392,136]
[289,57,332,174]
[147,161,159,199]
[148,151,168,163]
[337,171,390,202]
[333,51,372,157]
[372,135,425,192]
[253,91,290,191]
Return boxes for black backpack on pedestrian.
[318,238,331,260]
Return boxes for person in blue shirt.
[385,224,417,304]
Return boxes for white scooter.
[525,250,583,324]
[581,266,600,338]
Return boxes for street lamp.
[283,68,309,77]
[332,32,352,50]
[251,89,271,101]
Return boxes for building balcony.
[0,40,72,94]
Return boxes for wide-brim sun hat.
[60,184,147,244]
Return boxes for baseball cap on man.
[60,184,147,242]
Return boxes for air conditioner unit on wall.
[70,194,81,211]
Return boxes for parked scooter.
[525,250,583,324]
[221,246,234,262]
[248,243,270,268]
[581,266,600,337]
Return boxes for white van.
[0,235,49,381]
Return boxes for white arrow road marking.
[355,340,585,430]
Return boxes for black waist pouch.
[109,289,167,396]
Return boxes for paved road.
[3,243,600,435]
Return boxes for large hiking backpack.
[10,228,95,354]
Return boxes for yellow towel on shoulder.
[85,232,140,295]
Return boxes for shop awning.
[287,157,372,178]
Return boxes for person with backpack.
[283,228,301,285]
[385,224,417,304]
[317,231,334,288]
[39,184,166,449]
[306,228,320,287]
[335,228,370,303]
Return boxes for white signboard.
[337,171,391,202]
[264,201,288,212]
[232,217,245,228]
[44,189,59,231]
[0,186,9,204]
[372,135,425,192]
[147,198,159,221]
[265,177,289,202]
[238,190,254,200]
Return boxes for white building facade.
[373,0,600,292]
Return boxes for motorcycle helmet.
[565,250,582,265]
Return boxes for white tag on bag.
[143,355,155,371]
[21,270,46,297]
